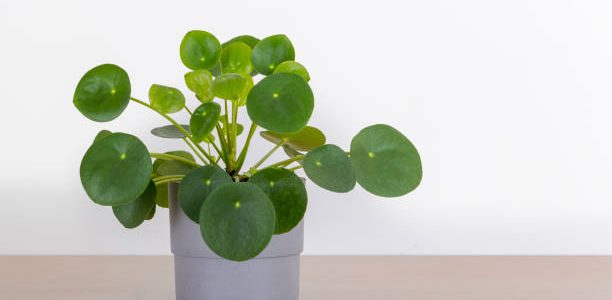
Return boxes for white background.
[1,0,611,255]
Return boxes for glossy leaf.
[273,61,310,82]
[261,126,325,152]
[247,73,314,133]
[151,124,190,139]
[249,168,307,234]
[200,183,276,261]
[224,35,260,49]
[156,151,196,176]
[93,130,112,143]
[112,181,156,228]
[190,102,221,142]
[80,133,152,206]
[180,30,221,70]
[220,42,253,75]
[350,124,422,197]
[304,144,355,193]
[154,183,169,208]
[149,84,185,114]
[184,69,214,102]
[251,34,295,75]
[73,64,131,122]
[213,73,253,101]
[146,205,156,220]
[178,166,232,223]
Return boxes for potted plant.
[73,30,422,300]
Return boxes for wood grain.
[1,256,611,299]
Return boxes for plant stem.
[215,124,230,165]
[154,177,184,185]
[263,155,305,169]
[153,175,185,182]
[230,100,239,165]
[185,106,193,116]
[251,139,287,170]
[235,122,257,172]
[150,153,200,167]
[130,97,216,166]
[288,165,303,171]
[183,138,207,164]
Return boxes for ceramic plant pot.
[168,183,304,300]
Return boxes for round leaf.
[190,102,221,142]
[93,130,112,143]
[151,124,190,139]
[247,73,314,133]
[146,205,156,220]
[80,133,152,206]
[220,42,253,75]
[251,34,295,75]
[213,73,253,101]
[261,126,325,152]
[154,183,169,208]
[350,124,422,197]
[200,183,276,261]
[249,168,307,234]
[155,150,196,176]
[304,144,355,193]
[178,166,232,223]
[184,69,214,102]
[73,64,131,122]
[273,61,310,82]
[180,30,221,70]
[112,181,156,228]
[149,84,185,114]
[224,35,260,49]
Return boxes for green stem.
[185,106,193,116]
[235,122,257,172]
[130,97,216,166]
[263,155,304,169]
[215,124,230,165]
[154,177,184,185]
[153,175,184,182]
[288,165,303,171]
[251,139,287,170]
[230,100,239,165]
[150,153,200,168]
[183,138,207,164]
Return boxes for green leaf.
[261,126,325,152]
[190,102,221,142]
[220,42,253,75]
[156,151,196,176]
[247,73,314,133]
[150,124,190,139]
[112,181,156,228]
[146,204,156,220]
[249,168,307,234]
[93,130,112,143]
[154,183,169,208]
[80,133,152,206]
[180,30,221,70]
[350,124,422,197]
[73,64,131,122]
[200,183,276,261]
[273,61,310,82]
[251,34,295,75]
[224,35,260,49]
[178,166,232,223]
[149,84,185,114]
[184,69,214,102]
[213,73,253,101]
[304,144,355,193]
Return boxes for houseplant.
[74,30,422,300]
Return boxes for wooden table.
[1,256,611,299]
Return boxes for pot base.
[174,254,300,300]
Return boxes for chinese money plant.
[74,30,423,261]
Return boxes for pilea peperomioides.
[73,30,423,261]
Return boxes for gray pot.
[168,183,304,300]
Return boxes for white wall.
[1,0,611,255]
